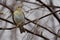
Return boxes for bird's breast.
[14,11,24,25]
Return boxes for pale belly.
[14,14,24,25]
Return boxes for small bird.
[13,6,25,33]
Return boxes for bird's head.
[16,5,22,11]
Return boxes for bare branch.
[0,27,17,30]
[25,17,60,38]
[0,3,16,25]
[25,1,60,8]
[0,17,14,25]
[25,28,49,40]
[36,0,60,23]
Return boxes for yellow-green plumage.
[13,7,25,33]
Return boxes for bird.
[13,6,25,33]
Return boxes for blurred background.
[0,0,60,40]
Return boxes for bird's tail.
[19,26,25,33]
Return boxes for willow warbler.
[13,6,25,33]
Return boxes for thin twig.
[0,27,17,30]
[25,1,60,8]
[0,3,16,25]
[24,1,40,6]
[36,0,60,23]
[25,10,60,25]
[25,17,60,38]
[0,17,15,25]
[24,28,49,40]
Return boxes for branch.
[0,3,13,13]
[0,27,17,30]
[24,1,40,6]
[25,17,60,38]
[0,3,16,25]
[36,0,60,23]
[0,17,15,25]
[25,1,60,8]
[25,10,60,25]
[37,10,60,20]
[25,29,49,40]
[0,27,49,40]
